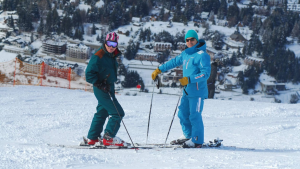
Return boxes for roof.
[230,32,247,41]
[154,42,172,46]
[136,53,158,56]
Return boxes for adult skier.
[207,53,222,98]
[151,30,211,148]
[85,32,129,147]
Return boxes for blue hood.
[185,39,206,55]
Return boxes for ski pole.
[164,87,184,147]
[146,77,159,144]
[108,92,137,152]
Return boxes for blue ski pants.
[178,95,205,144]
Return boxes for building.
[153,42,172,52]
[135,53,158,62]
[3,45,24,54]
[66,43,90,63]
[3,37,27,48]
[117,28,129,35]
[177,42,186,51]
[217,20,228,26]
[287,0,300,12]
[160,67,183,86]
[244,56,264,67]
[268,0,285,5]
[230,32,247,42]
[251,0,264,6]
[0,24,13,33]
[42,39,67,54]
[260,81,286,95]
[206,46,219,58]
[127,60,160,87]
[201,12,209,20]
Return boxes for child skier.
[85,32,129,147]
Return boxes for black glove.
[94,80,110,93]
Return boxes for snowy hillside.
[1,86,300,168]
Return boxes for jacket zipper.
[186,58,190,69]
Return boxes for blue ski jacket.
[159,40,211,98]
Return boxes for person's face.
[186,37,197,48]
[105,41,117,53]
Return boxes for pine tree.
[209,10,215,22]
[61,15,72,37]
[231,52,238,66]
[30,33,34,43]
[7,16,15,29]
[73,29,79,40]
[124,40,139,60]
[159,6,165,21]
[227,1,239,27]
[184,0,195,20]
[45,10,53,35]
[217,0,227,20]
[17,6,33,32]
[172,3,181,22]
[212,31,223,50]
[139,29,145,42]
[242,81,248,94]
[237,47,243,58]
[37,18,44,35]
[291,21,300,39]
[52,9,61,34]
[92,23,96,35]
[30,2,40,21]
[121,71,143,88]
[72,9,83,32]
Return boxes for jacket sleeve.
[85,55,103,84]
[158,54,183,72]
[189,52,211,84]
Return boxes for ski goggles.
[186,38,196,42]
[106,41,118,48]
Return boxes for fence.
[0,58,93,91]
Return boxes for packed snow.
[1,86,300,169]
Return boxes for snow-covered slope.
[1,86,300,168]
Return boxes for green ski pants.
[87,86,124,140]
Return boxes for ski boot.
[103,133,131,147]
[170,135,190,145]
[182,139,202,148]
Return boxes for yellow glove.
[151,68,161,80]
[179,77,189,86]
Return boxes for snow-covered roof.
[95,0,105,8]
[132,17,140,23]
[0,49,17,62]
[201,12,209,19]
[154,42,172,46]
[136,53,157,56]
[5,37,21,42]
[3,45,24,51]
[0,23,11,29]
[206,46,219,54]
[224,37,244,48]
[128,60,159,68]
[43,39,66,46]
[245,56,264,62]
[67,43,89,49]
